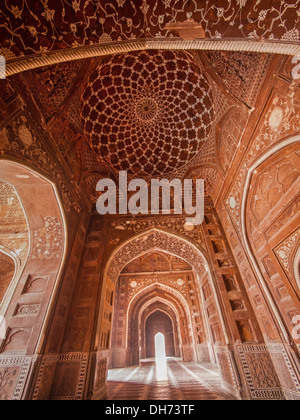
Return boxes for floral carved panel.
[0,0,299,59]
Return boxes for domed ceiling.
[82,50,214,177]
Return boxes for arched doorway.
[146,311,175,359]
[99,228,238,399]
[109,246,205,368]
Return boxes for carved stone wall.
[0,75,90,401]
[216,56,300,399]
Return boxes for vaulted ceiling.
[1,1,298,210]
[6,47,276,206]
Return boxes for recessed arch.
[241,134,300,343]
[124,283,196,365]
[99,228,230,353]
[104,228,208,283]
[145,310,175,358]
[140,299,182,360]
[127,283,193,349]
[0,159,68,353]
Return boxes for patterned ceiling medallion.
[135,95,159,124]
[82,50,214,177]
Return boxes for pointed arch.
[0,159,68,354]
[241,134,300,343]
[97,227,230,355]
[104,228,208,284]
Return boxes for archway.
[98,227,242,400]
[142,302,181,361]
[0,160,67,400]
[0,176,29,313]
[146,311,175,359]
[102,228,230,353]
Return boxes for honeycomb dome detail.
[82,50,214,177]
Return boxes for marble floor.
[106,358,235,400]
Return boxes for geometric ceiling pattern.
[12,43,276,205]
[82,50,214,177]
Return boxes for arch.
[6,39,300,78]
[143,305,178,343]
[105,228,207,283]
[0,159,68,354]
[241,134,300,343]
[0,176,29,312]
[128,282,192,324]
[126,284,196,364]
[99,228,230,352]
[130,285,192,346]
[145,311,175,358]
[141,300,182,359]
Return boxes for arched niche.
[242,138,300,344]
[142,302,181,360]
[0,160,67,358]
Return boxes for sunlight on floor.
[155,333,168,381]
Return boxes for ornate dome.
[82,50,214,177]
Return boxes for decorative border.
[0,355,32,400]
[237,345,285,400]
[53,353,89,400]
[268,343,300,395]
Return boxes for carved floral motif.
[0,0,299,59]
[32,217,63,260]
[107,230,206,283]
[275,228,300,276]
